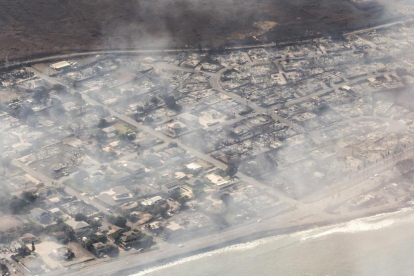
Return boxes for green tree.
[21,191,37,203]
[33,87,49,103]
[108,215,128,228]
[90,220,102,229]
[75,213,88,222]
[98,118,108,128]
[53,84,68,94]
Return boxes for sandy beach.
[45,199,410,276]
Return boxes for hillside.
[0,0,395,62]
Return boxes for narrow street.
[28,66,300,207]
[12,159,111,215]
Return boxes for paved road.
[25,49,395,209]
[46,195,333,276]
[28,66,300,207]
[48,159,403,276]
[19,19,414,274]
[12,159,110,214]
[85,85,299,206]
[344,17,414,37]
[285,72,386,107]
[45,141,413,276]
[210,67,306,132]
[306,142,414,203]
[3,17,411,71]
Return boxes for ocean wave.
[130,235,287,276]
[299,207,414,241]
[131,207,414,275]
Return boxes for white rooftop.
[186,163,202,170]
[141,196,163,206]
[50,61,71,70]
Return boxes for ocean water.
[132,208,414,276]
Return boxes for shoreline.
[112,203,407,276]
[14,13,413,276]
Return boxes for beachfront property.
[3,16,414,275]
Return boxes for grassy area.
[0,0,390,62]
[115,123,136,135]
